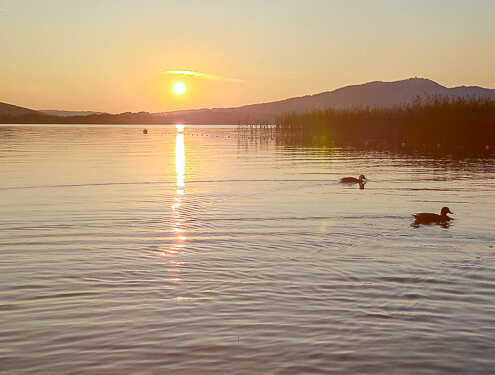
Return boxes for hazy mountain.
[233,77,495,112]
[154,78,495,124]
[40,110,108,117]
[0,102,40,116]
[2,78,494,124]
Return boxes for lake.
[1,125,494,374]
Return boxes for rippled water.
[1,125,494,374]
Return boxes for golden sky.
[1,0,494,113]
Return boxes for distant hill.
[2,78,495,124]
[39,110,108,117]
[0,102,40,116]
[153,78,495,124]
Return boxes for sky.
[1,0,495,113]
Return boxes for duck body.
[413,207,453,224]
[340,174,367,183]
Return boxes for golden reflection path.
[162,125,187,282]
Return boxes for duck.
[340,174,367,183]
[412,207,453,224]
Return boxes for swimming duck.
[412,207,453,224]
[340,174,367,183]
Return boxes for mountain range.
[1,78,494,124]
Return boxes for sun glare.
[173,82,186,95]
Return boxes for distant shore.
[2,94,495,156]
[0,112,203,125]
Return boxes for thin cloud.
[161,69,246,83]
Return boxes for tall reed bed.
[275,96,495,153]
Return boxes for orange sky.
[1,0,495,113]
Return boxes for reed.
[275,95,495,153]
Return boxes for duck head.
[441,207,453,216]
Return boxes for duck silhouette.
[412,207,453,225]
[340,174,367,183]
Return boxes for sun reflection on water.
[162,125,187,282]
[175,127,185,189]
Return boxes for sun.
[173,82,186,95]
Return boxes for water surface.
[1,125,494,374]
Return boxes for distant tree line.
[275,96,495,154]
[0,112,167,124]
[0,110,267,125]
